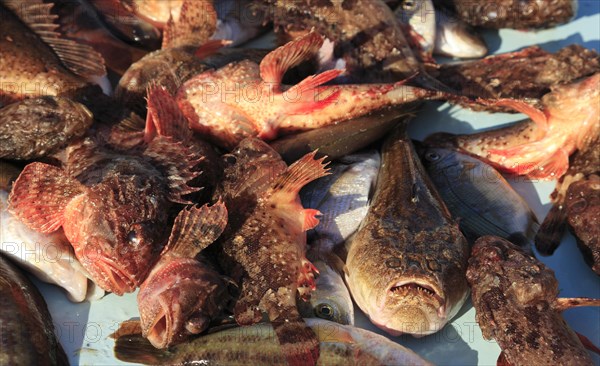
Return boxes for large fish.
[298,150,382,326]
[419,145,539,252]
[445,0,577,29]
[113,318,433,365]
[434,45,599,111]
[213,138,331,365]
[0,254,69,366]
[345,127,469,336]
[8,107,206,295]
[426,73,600,180]
[467,236,600,365]
[177,31,445,149]
[0,97,93,160]
[0,0,105,107]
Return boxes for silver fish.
[419,146,539,251]
[395,0,437,56]
[434,8,487,59]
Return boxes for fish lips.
[92,258,137,295]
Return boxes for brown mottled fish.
[138,202,230,348]
[177,31,445,149]
[0,97,93,160]
[0,0,105,106]
[213,138,331,366]
[345,126,469,336]
[0,254,69,366]
[467,236,600,365]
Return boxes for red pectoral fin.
[497,352,511,366]
[8,163,84,233]
[259,31,324,91]
[525,148,570,180]
[477,98,548,132]
[302,209,322,231]
[145,85,192,143]
[271,151,331,200]
[195,39,232,59]
[576,332,600,356]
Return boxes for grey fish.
[433,8,487,58]
[345,126,469,336]
[0,97,93,160]
[113,318,433,365]
[395,0,437,56]
[0,254,69,366]
[419,145,539,251]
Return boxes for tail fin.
[114,332,171,365]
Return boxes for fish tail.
[164,201,228,258]
[272,319,320,366]
[114,333,171,365]
[535,203,568,255]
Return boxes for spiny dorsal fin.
[4,0,106,78]
[271,150,331,199]
[260,31,324,91]
[145,84,192,143]
[163,201,228,258]
[162,0,217,49]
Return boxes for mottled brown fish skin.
[345,127,469,336]
[0,161,22,191]
[448,0,576,29]
[566,176,600,275]
[0,97,93,160]
[0,4,89,106]
[0,254,69,366]
[467,236,594,365]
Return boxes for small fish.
[536,141,600,255]
[435,45,599,111]
[426,73,600,180]
[213,138,331,366]
[177,31,445,149]
[419,145,539,252]
[467,236,600,365]
[113,318,433,365]
[1,189,100,303]
[8,100,206,295]
[394,0,437,58]
[433,7,487,59]
[345,126,469,337]
[0,0,106,106]
[565,175,600,275]
[448,0,577,29]
[138,202,230,348]
[0,97,93,160]
[0,254,69,366]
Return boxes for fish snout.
[93,259,137,295]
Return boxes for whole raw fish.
[0,254,69,366]
[434,45,599,111]
[0,0,105,106]
[345,127,469,336]
[0,97,93,160]
[426,73,600,180]
[213,138,331,365]
[113,318,433,365]
[177,31,445,149]
[565,175,600,275]
[138,202,230,348]
[8,106,206,295]
[536,141,600,255]
[467,236,600,365]
[446,0,577,29]
[419,145,539,251]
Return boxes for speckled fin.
[143,137,204,204]
[145,85,192,143]
[162,0,217,48]
[272,151,331,200]
[3,0,106,78]
[260,31,324,89]
[535,203,567,255]
[163,201,228,258]
[477,98,548,131]
[8,162,84,233]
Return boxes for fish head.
[62,188,167,295]
[138,257,228,348]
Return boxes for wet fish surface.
[467,235,600,365]
[419,145,539,252]
[113,318,433,365]
[345,126,469,336]
[0,254,69,366]
[0,97,93,160]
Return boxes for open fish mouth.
[386,279,445,311]
[96,260,137,295]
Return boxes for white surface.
[34,2,600,365]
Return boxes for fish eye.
[403,0,416,10]
[569,198,588,213]
[127,230,140,246]
[315,303,335,320]
[425,151,440,162]
[223,154,237,165]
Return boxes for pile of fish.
[1,0,598,365]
